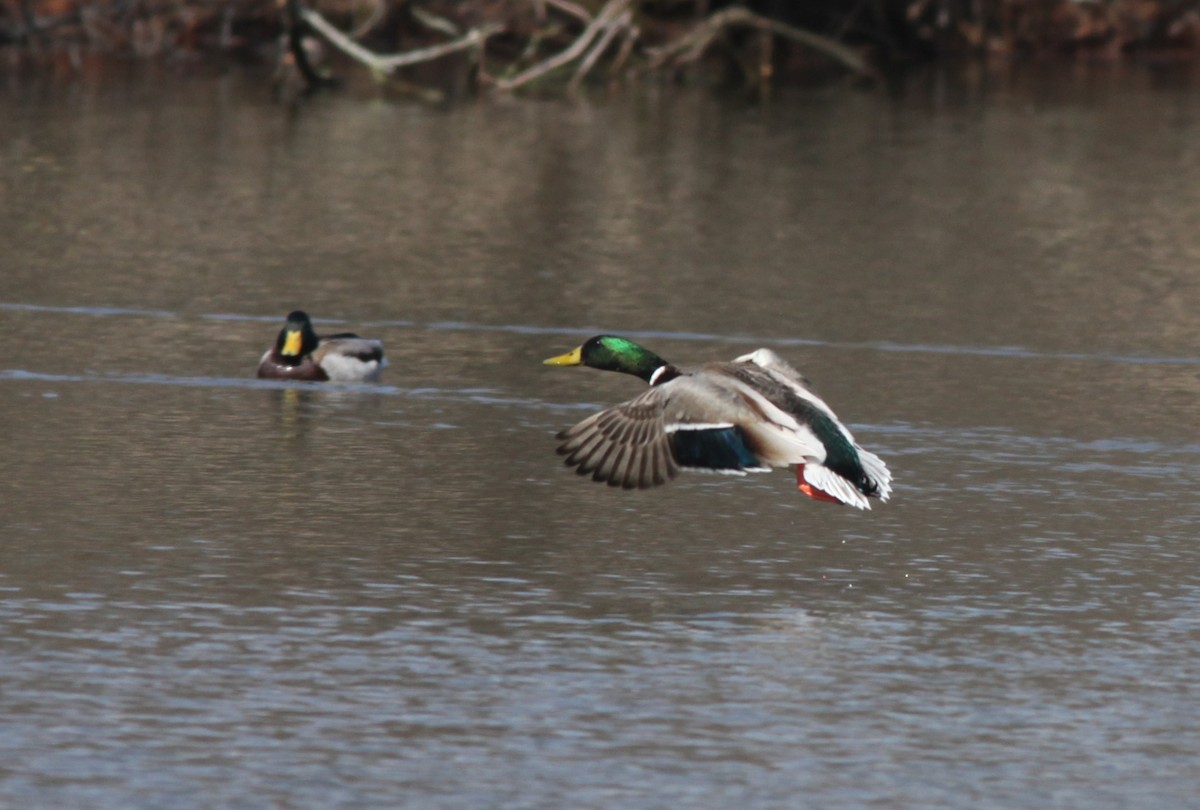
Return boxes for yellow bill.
[543,346,583,366]
[282,329,304,357]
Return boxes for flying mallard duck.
[544,335,892,509]
[256,310,386,382]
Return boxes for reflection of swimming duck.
[256,310,386,382]
[544,335,892,509]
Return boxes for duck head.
[275,310,320,364]
[544,335,669,384]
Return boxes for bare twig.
[545,0,593,26]
[411,5,460,38]
[608,21,638,77]
[568,8,633,92]
[494,0,631,91]
[300,7,502,75]
[500,21,564,80]
[346,0,387,40]
[375,23,501,71]
[647,6,876,79]
[297,6,381,75]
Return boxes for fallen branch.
[299,7,502,76]
[346,0,388,41]
[568,8,633,93]
[410,5,461,38]
[647,6,876,80]
[493,0,632,91]
[608,19,639,77]
[280,0,870,98]
[545,0,594,26]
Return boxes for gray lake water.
[2,63,1200,808]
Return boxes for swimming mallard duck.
[256,310,386,382]
[544,335,892,509]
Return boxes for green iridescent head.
[543,335,669,383]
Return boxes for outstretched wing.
[556,388,677,489]
[556,378,772,489]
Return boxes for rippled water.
[3,64,1200,808]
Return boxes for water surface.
[2,64,1200,808]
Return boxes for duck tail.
[797,465,846,505]
[855,447,892,502]
[796,463,874,510]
